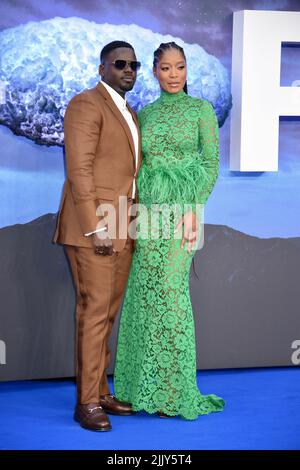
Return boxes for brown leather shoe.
[74,403,112,431]
[99,394,135,416]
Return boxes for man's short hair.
[100,41,135,63]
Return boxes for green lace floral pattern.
[114,90,225,420]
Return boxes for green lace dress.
[113,89,225,420]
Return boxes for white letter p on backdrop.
[230,10,300,171]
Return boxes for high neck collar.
[159,89,186,103]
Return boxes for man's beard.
[120,82,135,92]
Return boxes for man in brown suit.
[53,41,142,431]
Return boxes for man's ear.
[99,63,104,78]
[153,66,156,79]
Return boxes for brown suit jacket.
[53,81,142,251]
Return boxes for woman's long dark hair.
[153,42,188,94]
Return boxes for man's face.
[99,47,138,95]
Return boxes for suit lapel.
[96,82,137,166]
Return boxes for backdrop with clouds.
[0,0,299,238]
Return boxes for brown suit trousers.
[65,236,133,403]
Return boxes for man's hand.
[175,211,198,254]
[92,230,115,256]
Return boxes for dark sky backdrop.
[1,0,300,67]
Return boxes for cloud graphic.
[0,17,232,146]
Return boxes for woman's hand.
[175,211,199,253]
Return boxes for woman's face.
[154,49,187,94]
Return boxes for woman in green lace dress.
[114,42,225,420]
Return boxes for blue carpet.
[0,367,299,450]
